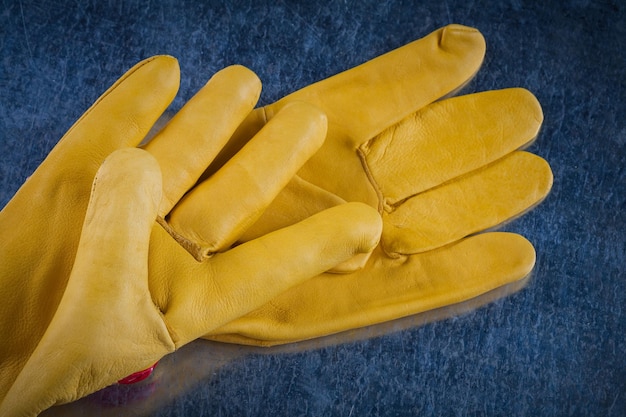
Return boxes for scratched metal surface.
[1,1,624,415]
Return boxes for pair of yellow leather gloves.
[0,24,552,415]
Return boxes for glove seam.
[357,142,387,214]
[156,216,210,262]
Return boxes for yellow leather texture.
[196,25,554,345]
[0,58,382,415]
[173,24,489,240]
[207,232,537,346]
[1,56,180,406]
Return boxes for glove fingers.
[206,232,535,346]
[165,102,328,259]
[204,25,485,181]
[143,65,262,216]
[360,88,544,208]
[159,202,382,346]
[383,151,553,255]
[49,56,179,173]
[265,24,485,146]
[235,176,374,274]
[0,149,174,415]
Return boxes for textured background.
[1,0,625,416]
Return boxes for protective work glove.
[0,58,382,415]
[164,24,554,345]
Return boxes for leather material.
[192,25,554,345]
[238,88,552,255]
[173,24,490,246]
[207,232,537,346]
[1,56,181,406]
[0,58,382,415]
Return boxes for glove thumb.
[0,149,174,416]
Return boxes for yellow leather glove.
[0,58,382,415]
[170,24,491,261]
[166,25,554,345]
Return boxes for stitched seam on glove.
[357,141,386,214]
